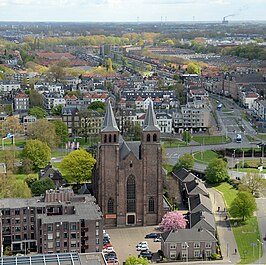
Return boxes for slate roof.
[161,228,217,243]
[189,211,216,233]
[185,179,209,197]
[172,168,198,183]
[101,101,119,132]
[188,194,212,214]
[143,102,160,132]
[119,139,140,161]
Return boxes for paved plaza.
[106,226,161,263]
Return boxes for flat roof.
[0,252,106,265]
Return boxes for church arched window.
[148,197,155,213]
[107,198,114,214]
[153,134,157,142]
[104,134,107,143]
[109,134,112,143]
[113,134,117,143]
[147,134,150,142]
[127,175,136,212]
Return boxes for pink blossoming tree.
[159,211,187,232]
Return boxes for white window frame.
[181,251,187,258]
[194,242,200,248]
[170,243,176,249]
[205,250,211,257]
[194,250,201,258]
[205,242,211,248]
[170,251,176,259]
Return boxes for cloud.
[147,0,195,4]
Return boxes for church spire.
[101,100,119,132]
[143,102,159,131]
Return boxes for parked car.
[138,244,149,251]
[107,257,119,263]
[136,241,148,248]
[104,251,117,260]
[153,236,161,242]
[103,238,111,245]
[103,247,115,253]
[138,251,153,260]
[103,243,113,249]
[145,233,161,239]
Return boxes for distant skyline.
[0,0,265,22]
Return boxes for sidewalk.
[208,187,240,264]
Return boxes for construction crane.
[222,14,235,24]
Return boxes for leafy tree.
[229,191,257,221]
[51,104,63,116]
[187,62,201,75]
[24,174,38,188]
[182,131,192,144]
[21,140,51,170]
[21,158,34,174]
[60,149,96,183]
[2,147,18,173]
[205,158,229,184]
[30,177,56,196]
[29,90,43,107]
[52,120,68,144]
[239,172,266,195]
[88,101,105,112]
[106,58,113,72]
[27,119,59,148]
[173,153,194,172]
[28,106,47,119]
[159,211,187,232]
[1,116,23,137]
[125,256,148,265]
[48,64,65,82]
[0,174,31,198]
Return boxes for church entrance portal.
[126,214,135,225]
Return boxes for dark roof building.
[188,194,212,214]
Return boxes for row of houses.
[161,168,218,261]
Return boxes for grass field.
[193,150,219,164]
[193,135,230,145]
[214,182,262,264]
[162,139,187,148]
[257,134,266,141]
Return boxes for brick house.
[161,228,217,261]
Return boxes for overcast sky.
[0,0,264,22]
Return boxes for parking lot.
[106,226,161,263]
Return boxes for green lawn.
[257,134,266,141]
[214,182,262,264]
[214,182,238,207]
[246,135,259,142]
[2,138,26,147]
[51,150,68,157]
[162,139,187,148]
[193,135,230,145]
[234,217,262,264]
[193,150,219,164]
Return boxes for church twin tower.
[93,101,164,227]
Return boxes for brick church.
[93,101,164,227]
